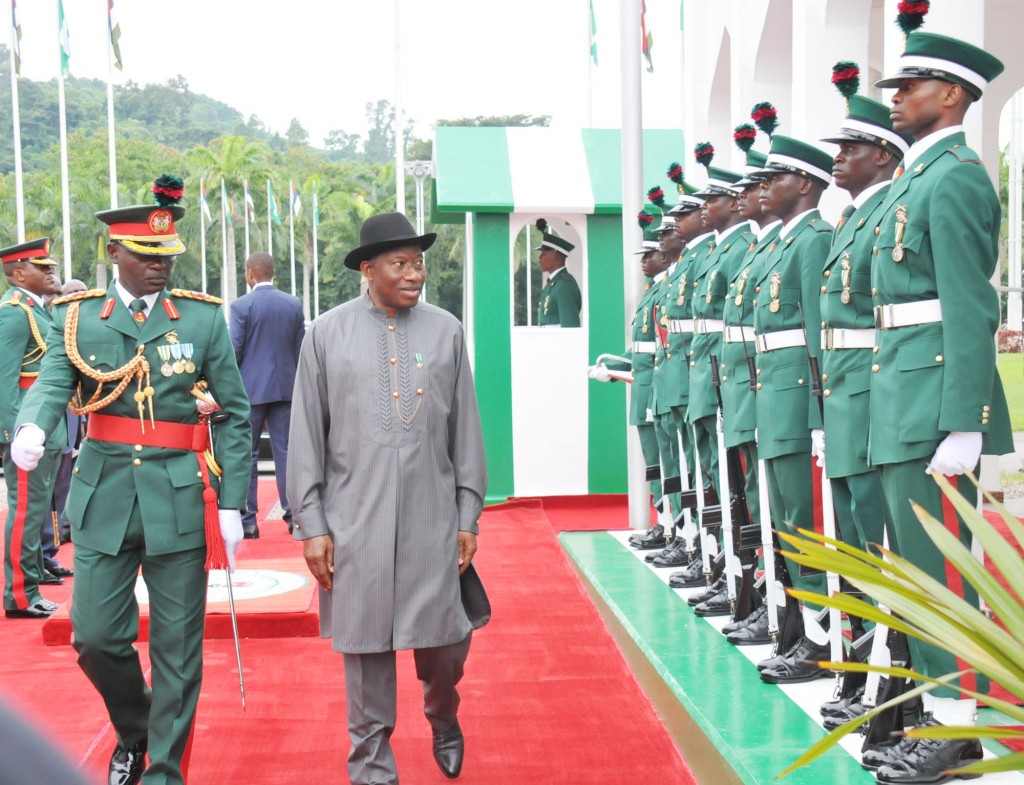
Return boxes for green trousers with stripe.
[3,443,60,610]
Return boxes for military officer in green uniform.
[865,35,1011,783]
[11,181,251,785]
[649,190,708,569]
[591,229,671,548]
[536,230,581,328]
[1,238,67,618]
[746,136,835,682]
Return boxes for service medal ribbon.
[157,345,173,377]
[181,343,196,374]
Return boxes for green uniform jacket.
[606,279,662,426]
[17,286,252,557]
[652,252,690,415]
[868,132,1012,463]
[722,223,781,448]
[689,224,754,423]
[537,268,582,327]
[0,288,66,446]
[820,186,889,478]
[751,211,833,460]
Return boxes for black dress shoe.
[652,541,692,568]
[630,524,665,550]
[875,735,983,784]
[862,715,939,772]
[759,637,831,684]
[5,599,57,618]
[821,684,866,718]
[668,557,706,588]
[687,575,725,606]
[47,563,74,577]
[722,602,763,634]
[242,526,260,540]
[109,740,146,785]
[628,523,661,545]
[644,544,673,563]
[40,570,65,585]
[823,699,868,731]
[726,606,772,645]
[432,720,464,779]
[694,587,731,617]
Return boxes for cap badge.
[149,210,172,234]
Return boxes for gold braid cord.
[64,301,156,431]
[0,300,47,367]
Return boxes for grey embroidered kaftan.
[287,294,487,653]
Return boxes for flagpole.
[243,179,250,264]
[9,5,25,242]
[266,179,272,254]
[200,178,208,293]
[620,0,645,530]
[105,10,117,210]
[57,0,71,281]
[289,180,296,297]
[394,0,405,214]
[312,187,320,319]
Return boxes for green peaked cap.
[876,32,1003,99]
[751,135,833,186]
[696,166,744,197]
[822,95,913,157]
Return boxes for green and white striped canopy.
[433,127,687,215]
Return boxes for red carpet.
[0,481,695,784]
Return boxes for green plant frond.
[776,672,961,779]
[908,725,1024,740]
[786,589,920,636]
[780,528,896,574]
[910,501,1024,650]
[949,751,1024,776]
[931,473,1024,611]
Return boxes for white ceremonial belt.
[723,325,756,343]
[755,329,806,354]
[632,341,657,354]
[821,327,877,350]
[692,318,724,335]
[874,299,942,330]
[668,319,695,334]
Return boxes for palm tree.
[186,136,269,305]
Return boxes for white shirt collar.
[902,125,963,172]
[715,221,747,244]
[687,231,715,249]
[253,281,274,289]
[114,281,160,314]
[14,285,43,302]
[778,208,818,241]
[756,219,782,241]
[851,179,891,210]
[668,261,678,275]
[653,269,668,283]
[547,266,565,281]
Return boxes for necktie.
[893,163,905,180]
[129,298,147,326]
[836,204,856,234]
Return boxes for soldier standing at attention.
[535,220,581,328]
[866,34,1011,784]
[10,177,251,785]
[746,136,835,683]
[1,238,67,618]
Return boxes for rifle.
[709,353,758,620]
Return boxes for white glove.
[811,429,826,468]
[11,424,46,471]
[588,364,611,382]
[645,408,654,423]
[218,509,244,571]
[926,431,982,476]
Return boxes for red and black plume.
[832,61,860,101]
[152,174,184,207]
[637,211,655,230]
[896,1,929,36]
[693,142,715,170]
[647,185,667,211]
[733,124,756,154]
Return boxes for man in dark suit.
[230,252,305,538]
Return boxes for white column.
[1009,90,1023,331]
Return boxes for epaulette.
[809,218,834,233]
[170,288,224,305]
[946,144,981,165]
[51,288,106,306]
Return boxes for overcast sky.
[14,0,686,146]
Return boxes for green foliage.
[997,353,1024,431]
[777,473,1024,779]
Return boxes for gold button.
[390,357,397,364]
[729,283,734,288]
[874,227,880,236]
[89,355,96,361]
[823,389,831,397]
[138,344,145,351]
[666,353,672,359]
[690,361,696,367]
[798,378,804,385]
[755,286,761,293]
[872,288,878,296]
[752,300,757,307]
[134,444,142,452]
[416,388,423,395]
[722,376,728,382]
[821,286,827,293]
[872,364,880,373]
[388,324,395,331]
[982,418,989,425]
[873,346,879,353]
[721,363,726,370]
[73,467,79,474]
[392,392,399,399]
[133,458,141,466]
[983,405,990,412]
[873,248,878,255]
[756,369,762,376]
[197,471,203,477]
[821,374,828,382]
[756,382,762,390]
[821,322,826,329]
[935,355,943,362]
[823,270,831,278]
